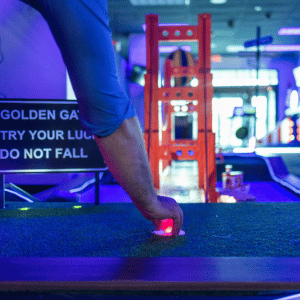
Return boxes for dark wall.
[0,0,66,99]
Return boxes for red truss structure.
[144,14,218,203]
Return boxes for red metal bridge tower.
[144,14,218,203]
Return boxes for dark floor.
[1,291,300,300]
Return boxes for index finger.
[172,207,183,237]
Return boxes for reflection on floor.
[157,161,205,204]
[80,161,205,204]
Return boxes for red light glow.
[152,219,185,236]
[161,219,173,233]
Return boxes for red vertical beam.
[163,58,172,145]
[164,59,172,88]
[145,14,160,189]
[198,14,209,202]
[163,59,172,171]
[196,15,204,194]
[197,14,218,203]
[203,14,218,202]
[203,14,211,71]
[162,58,172,148]
[203,14,210,203]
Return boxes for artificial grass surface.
[1,202,300,257]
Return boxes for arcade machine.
[257,88,300,147]
[231,105,257,148]
[228,84,300,199]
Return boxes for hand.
[150,196,183,237]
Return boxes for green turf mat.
[0,202,299,257]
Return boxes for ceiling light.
[130,0,189,5]
[264,45,300,52]
[255,6,262,11]
[210,0,227,4]
[180,45,192,52]
[171,100,188,106]
[159,46,179,53]
[226,45,245,52]
[158,45,192,53]
[226,45,265,53]
[278,27,300,35]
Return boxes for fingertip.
[173,209,183,237]
[172,221,180,237]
